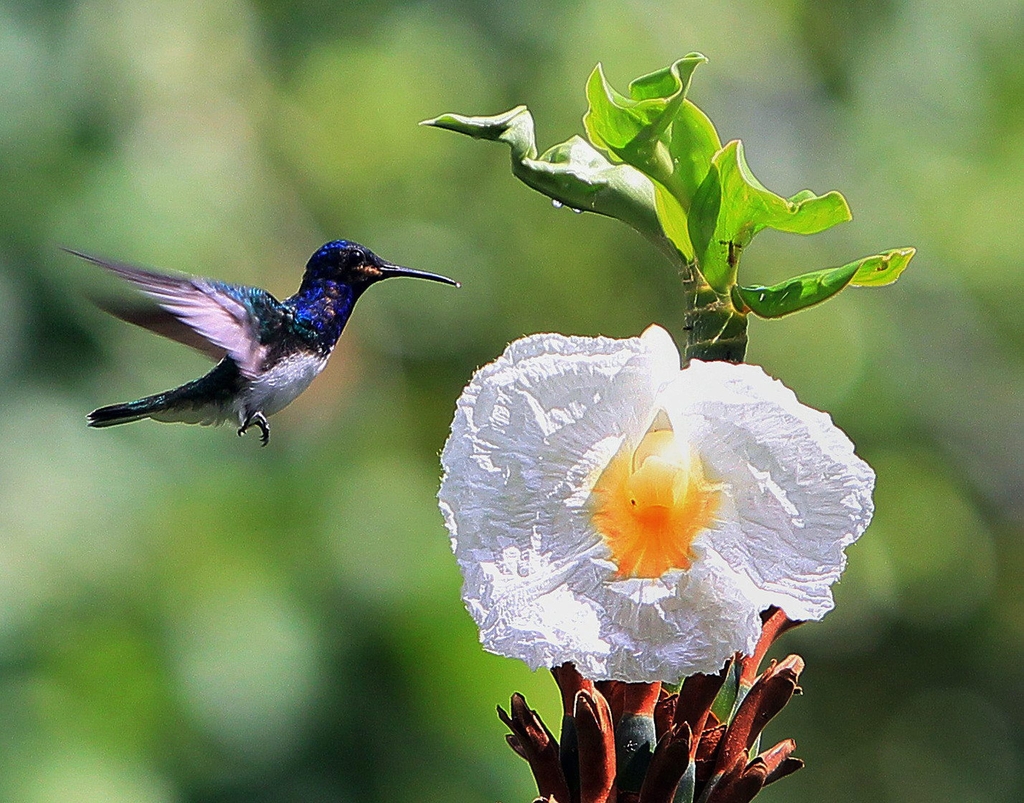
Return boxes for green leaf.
[687,162,721,268]
[737,247,917,318]
[693,140,853,292]
[421,107,682,263]
[674,760,697,803]
[850,246,916,286]
[654,185,694,258]
[668,100,722,209]
[583,55,707,176]
[711,658,741,724]
[582,55,720,253]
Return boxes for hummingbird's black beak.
[377,262,460,288]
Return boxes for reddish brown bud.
[674,666,729,757]
[574,689,617,803]
[702,741,803,803]
[553,663,597,716]
[714,655,802,778]
[694,723,726,785]
[498,693,571,803]
[596,680,625,724]
[757,739,803,785]
[738,608,803,688]
[653,693,676,741]
[636,721,692,803]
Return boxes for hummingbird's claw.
[238,411,270,446]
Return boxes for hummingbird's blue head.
[303,240,459,289]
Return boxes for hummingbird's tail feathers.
[87,359,244,430]
[87,393,231,428]
[87,397,168,428]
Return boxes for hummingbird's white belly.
[238,352,329,421]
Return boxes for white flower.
[438,325,874,682]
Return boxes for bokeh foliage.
[0,1,1022,801]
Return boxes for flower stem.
[681,274,748,364]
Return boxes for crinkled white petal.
[438,328,874,682]
[659,361,874,621]
[597,559,762,680]
[438,329,680,675]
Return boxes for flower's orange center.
[591,423,720,579]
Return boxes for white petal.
[596,560,762,680]
[662,360,875,621]
[439,330,680,674]
[640,324,683,378]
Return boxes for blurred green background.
[1,0,1022,800]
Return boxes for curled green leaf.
[422,107,681,263]
[850,246,916,286]
[717,141,851,237]
[582,55,718,258]
[691,140,853,293]
[736,247,917,318]
[582,55,707,172]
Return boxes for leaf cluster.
[424,55,913,319]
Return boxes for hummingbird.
[73,240,459,445]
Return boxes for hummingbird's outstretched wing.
[68,249,284,378]
[88,296,233,363]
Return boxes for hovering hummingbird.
[73,240,459,445]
